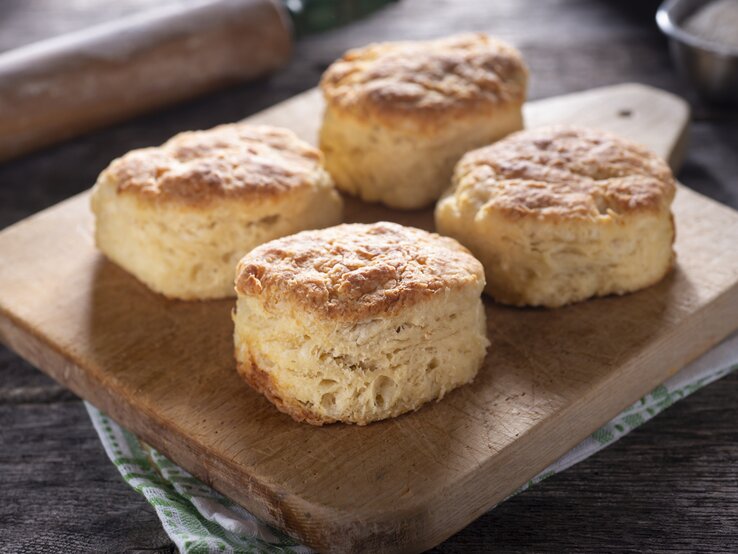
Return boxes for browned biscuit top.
[236,222,485,320]
[100,124,324,206]
[451,125,676,220]
[320,33,527,125]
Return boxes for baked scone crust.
[236,222,484,320]
[91,123,343,300]
[321,32,528,130]
[238,355,328,426]
[451,125,676,220]
[234,222,489,425]
[435,125,677,307]
[104,124,325,207]
[319,33,528,210]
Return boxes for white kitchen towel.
[86,330,738,554]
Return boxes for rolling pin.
[0,0,293,162]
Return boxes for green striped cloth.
[86,331,738,553]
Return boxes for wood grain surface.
[2,1,738,553]
[1,82,737,553]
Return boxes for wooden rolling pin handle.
[0,0,293,162]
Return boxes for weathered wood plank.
[0,400,173,552]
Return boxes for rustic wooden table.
[1,1,736,552]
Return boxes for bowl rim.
[656,0,738,58]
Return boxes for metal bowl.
[657,0,738,105]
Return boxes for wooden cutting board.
[1,84,737,553]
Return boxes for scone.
[91,124,343,300]
[233,222,489,425]
[319,33,528,209]
[435,125,677,308]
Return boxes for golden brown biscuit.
[91,123,343,300]
[233,222,489,425]
[320,33,528,209]
[435,125,677,307]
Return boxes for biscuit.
[319,33,528,209]
[233,222,489,425]
[435,125,677,308]
[90,124,343,300]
